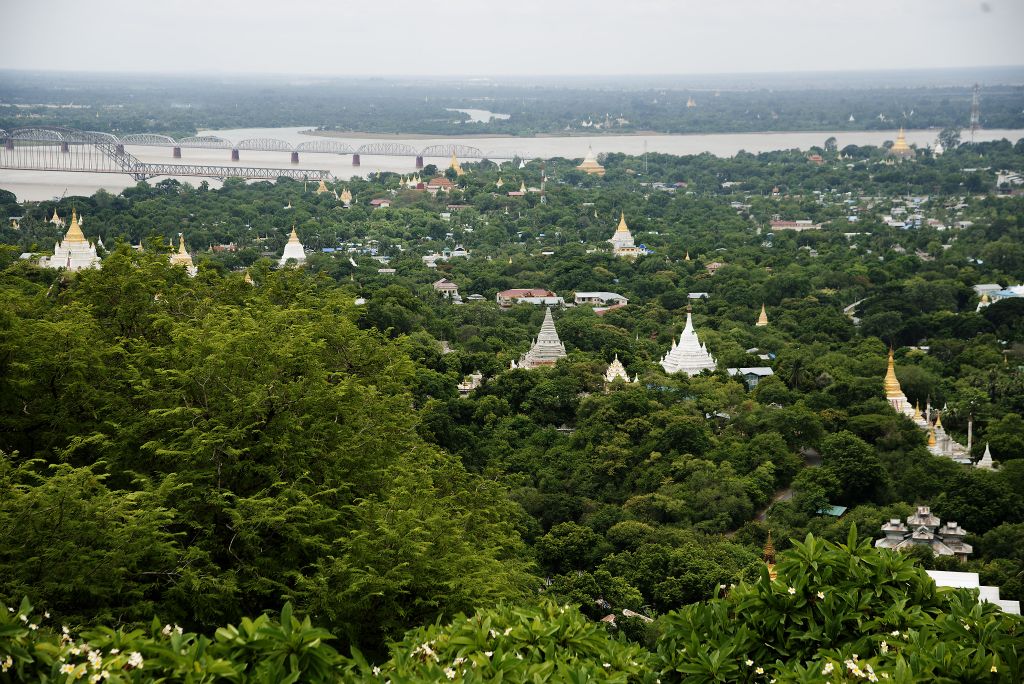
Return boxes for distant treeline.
[0,71,1022,137]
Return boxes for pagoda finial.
[884,347,904,399]
[617,212,629,232]
[178,233,188,254]
[927,427,937,447]
[935,410,943,430]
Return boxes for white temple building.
[39,209,101,271]
[660,313,717,376]
[608,213,644,259]
[976,443,996,470]
[604,354,636,385]
[279,226,306,267]
[516,307,567,369]
[169,234,197,277]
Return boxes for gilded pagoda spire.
[913,400,922,421]
[935,410,943,430]
[616,212,629,233]
[756,303,769,327]
[928,427,937,447]
[884,347,904,398]
[63,209,87,244]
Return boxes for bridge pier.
[291,151,299,164]
[231,149,240,162]
[173,146,182,158]
[352,153,360,167]
[61,142,70,153]
[415,155,424,169]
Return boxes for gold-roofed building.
[609,212,643,259]
[315,179,330,195]
[576,147,605,176]
[339,187,353,206]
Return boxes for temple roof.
[661,313,717,376]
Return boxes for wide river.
[2,126,1022,201]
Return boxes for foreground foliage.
[2,534,1020,682]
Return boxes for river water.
[2,125,1022,201]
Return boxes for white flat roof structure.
[927,570,1020,614]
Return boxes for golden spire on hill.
[935,410,943,430]
[64,209,87,244]
[495,177,504,188]
[244,270,255,285]
[685,251,691,261]
[316,180,329,195]
[616,212,630,233]
[449,152,464,176]
[884,348,904,399]
[913,400,922,421]
[756,303,769,327]
[928,427,937,447]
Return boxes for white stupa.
[519,307,567,369]
[976,443,995,470]
[39,209,101,271]
[279,225,306,267]
[660,313,717,376]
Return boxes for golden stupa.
[888,128,915,158]
[340,187,353,205]
[935,410,943,430]
[576,147,605,176]
[928,428,937,447]
[884,348,905,399]
[316,180,329,195]
[756,303,769,327]
[63,209,88,244]
[449,152,464,176]
[495,177,504,188]
[913,400,922,421]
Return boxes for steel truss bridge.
[1,127,520,163]
[0,128,332,181]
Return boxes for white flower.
[174,625,183,635]
[484,651,493,658]
[44,611,50,618]
[453,657,465,666]
[816,591,825,599]
[108,649,118,655]
[756,666,765,674]
[603,663,611,668]
[890,630,900,637]
[161,624,172,636]
[880,641,888,653]
[746,659,754,666]
[444,667,456,679]
[372,666,381,676]
[991,665,998,673]
[503,627,513,636]
[89,650,103,669]
[488,629,497,638]
[787,586,796,595]
[63,625,70,635]
[29,623,38,630]
[61,664,76,675]
[515,653,523,660]
[18,615,27,623]
[822,662,834,675]
[128,652,144,669]
[1,656,12,673]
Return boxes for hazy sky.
[4,0,1023,76]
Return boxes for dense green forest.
[1,70,1023,137]
[1,134,1023,680]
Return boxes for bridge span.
[0,128,332,182]
[0,127,519,169]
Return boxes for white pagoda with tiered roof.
[660,313,717,376]
[604,354,635,384]
[39,209,101,271]
[518,307,567,369]
[609,213,643,259]
[279,226,306,267]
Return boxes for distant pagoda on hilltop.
[516,307,567,369]
[576,147,605,176]
[756,303,769,327]
[660,312,717,376]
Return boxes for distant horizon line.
[2,65,1024,81]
